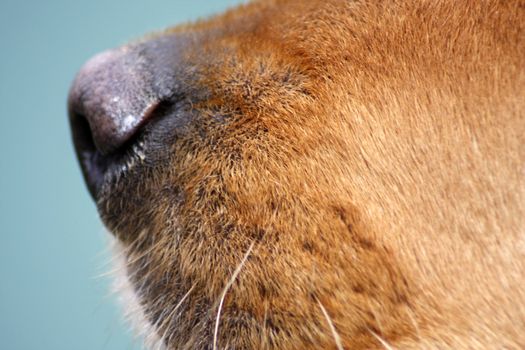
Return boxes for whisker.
[213,242,255,350]
[158,283,197,344]
[316,298,344,350]
[369,329,395,350]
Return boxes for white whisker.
[158,283,197,343]
[213,242,255,350]
[316,298,344,350]
[369,329,395,350]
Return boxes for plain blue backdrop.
[0,1,244,349]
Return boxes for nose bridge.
[68,35,184,155]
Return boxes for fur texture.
[77,0,524,348]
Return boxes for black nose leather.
[69,47,164,155]
[68,35,188,198]
[68,33,188,155]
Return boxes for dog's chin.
[110,237,167,350]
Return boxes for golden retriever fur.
[71,0,524,348]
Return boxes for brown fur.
[84,0,524,348]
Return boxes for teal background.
[0,1,244,349]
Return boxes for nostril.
[70,112,96,157]
[68,93,172,199]
[69,109,109,197]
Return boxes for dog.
[68,1,525,348]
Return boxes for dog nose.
[68,47,165,155]
[68,35,189,198]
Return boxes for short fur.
[78,1,524,349]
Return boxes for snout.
[68,35,190,198]
[69,47,164,156]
